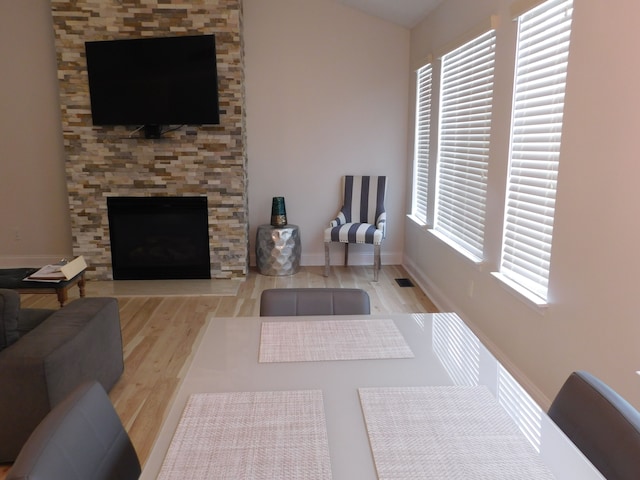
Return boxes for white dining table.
[140,312,604,479]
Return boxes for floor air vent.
[395,278,414,288]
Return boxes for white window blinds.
[435,30,496,260]
[412,63,432,224]
[499,0,573,301]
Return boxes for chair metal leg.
[324,243,330,277]
[373,244,381,282]
[344,243,349,266]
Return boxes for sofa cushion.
[0,289,21,351]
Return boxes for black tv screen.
[84,34,220,131]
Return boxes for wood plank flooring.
[0,265,437,475]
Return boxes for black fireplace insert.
[107,196,211,280]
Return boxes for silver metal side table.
[256,224,301,276]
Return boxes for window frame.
[433,28,497,262]
[411,63,433,226]
[496,0,574,305]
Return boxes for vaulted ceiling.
[336,0,444,28]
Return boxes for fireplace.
[107,196,211,280]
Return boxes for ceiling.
[336,0,444,28]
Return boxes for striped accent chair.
[324,176,387,281]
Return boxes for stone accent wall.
[50,0,247,280]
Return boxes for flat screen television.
[84,34,220,138]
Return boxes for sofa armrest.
[0,297,124,462]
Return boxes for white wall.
[0,0,72,266]
[405,0,640,408]
[244,0,410,267]
[0,0,410,271]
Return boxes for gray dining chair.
[548,370,640,480]
[7,380,141,480]
[260,288,370,316]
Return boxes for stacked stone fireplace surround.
[51,0,247,280]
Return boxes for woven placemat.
[157,390,332,479]
[259,319,414,363]
[359,386,555,479]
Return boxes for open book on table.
[25,256,87,282]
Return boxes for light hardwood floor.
[0,265,437,475]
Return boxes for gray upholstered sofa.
[0,288,125,462]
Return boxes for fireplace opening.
[107,196,211,280]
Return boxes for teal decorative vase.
[271,197,287,227]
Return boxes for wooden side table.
[256,224,301,276]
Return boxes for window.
[498,0,574,302]
[412,63,433,225]
[434,30,496,260]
